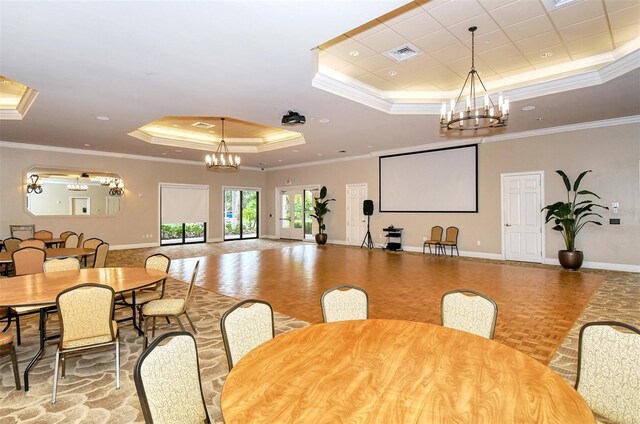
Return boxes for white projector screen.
[379,145,478,213]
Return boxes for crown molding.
[0,87,39,120]
[313,42,640,114]
[0,140,262,171]
[265,153,372,171]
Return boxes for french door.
[224,188,259,241]
[279,190,304,240]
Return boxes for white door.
[346,184,368,246]
[106,197,121,214]
[70,197,90,215]
[502,173,543,262]
[279,190,304,240]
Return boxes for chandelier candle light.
[67,177,88,191]
[109,178,124,196]
[440,26,509,133]
[26,174,43,194]
[205,118,240,171]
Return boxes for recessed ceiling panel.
[0,76,39,120]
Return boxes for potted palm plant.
[311,186,335,245]
[542,170,608,270]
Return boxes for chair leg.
[152,317,157,338]
[61,355,66,378]
[173,315,186,332]
[15,313,21,346]
[455,245,459,256]
[115,336,120,390]
[428,244,432,254]
[52,349,61,404]
[184,312,197,333]
[10,344,21,390]
[143,317,149,349]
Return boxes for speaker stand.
[361,215,374,249]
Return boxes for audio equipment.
[361,200,375,249]
[363,200,374,216]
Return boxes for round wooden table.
[0,267,167,390]
[0,247,94,264]
[221,320,595,423]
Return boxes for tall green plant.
[542,170,608,252]
[310,186,335,235]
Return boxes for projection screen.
[379,144,478,213]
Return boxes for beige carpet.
[0,278,308,423]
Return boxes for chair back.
[56,283,116,349]
[444,226,459,243]
[9,225,35,239]
[44,257,80,273]
[3,238,22,254]
[183,261,200,309]
[145,254,171,291]
[59,231,75,241]
[429,226,443,241]
[92,242,110,268]
[220,299,274,370]
[19,238,46,249]
[134,332,210,424]
[576,321,640,424]
[321,284,369,323]
[12,247,46,276]
[64,233,79,248]
[82,238,103,250]
[34,230,53,240]
[441,289,498,339]
[76,233,84,248]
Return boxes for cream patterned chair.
[34,230,53,240]
[220,299,274,371]
[575,321,640,424]
[64,233,79,248]
[441,289,498,339]
[19,238,46,249]
[134,332,210,423]
[43,257,81,272]
[81,237,103,266]
[12,247,46,276]
[91,242,109,268]
[141,261,199,348]
[321,284,369,323]
[76,233,84,248]
[3,238,21,254]
[52,283,120,404]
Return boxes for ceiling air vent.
[191,122,215,129]
[542,0,578,11]
[384,44,422,62]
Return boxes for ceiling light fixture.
[26,174,43,194]
[388,70,398,76]
[67,177,88,192]
[96,116,110,121]
[205,118,240,171]
[522,106,536,111]
[440,27,509,133]
[109,178,125,196]
[349,50,360,57]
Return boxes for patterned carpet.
[0,277,308,423]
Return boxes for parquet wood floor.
[166,243,605,364]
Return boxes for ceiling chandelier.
[67,177,88,191]
[440,26,509,133]
[109,178,125,196]
[205,118,240,171]
[26,174,43,194]
[99,177,111,186]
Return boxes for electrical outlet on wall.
[476,240,481,246]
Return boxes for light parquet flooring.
[161,242,606,364]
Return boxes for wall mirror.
[25,167,124,216]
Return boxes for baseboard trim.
[543,258,640,273]
[110,242,158,250]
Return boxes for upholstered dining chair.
[44,257,81,272]
[19,238,46,249]
[220,299,275,371]
[321,284,369,323]
[81,237,103,266]
[141,261,199,349]
[12,247,46,276]
[34,230,53,240]
[76,233,84,249]
[440,226,460,256]
[422,226,444,255]
[52,283,120,404]
[91,242,109,268]
[59,231,75,241]
[120,254,170,332]
[575,321,640,424]
[441,289,498,339]
[9,224,35,239]
[3,237,22,254]
[0,332,21,390]
[134,332,210,424]
[64,233,79,248]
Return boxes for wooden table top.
[221,319,595,423]
[0,267,167,307]
[0,247,94,264]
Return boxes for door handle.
[505,224,511,227]
[279,218,290,221]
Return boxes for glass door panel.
[161,222,206,245]
[304,190,314,240]
[224,189,259,241]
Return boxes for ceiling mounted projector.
[282,110,305,125]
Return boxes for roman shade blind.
[160,184,209,224]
